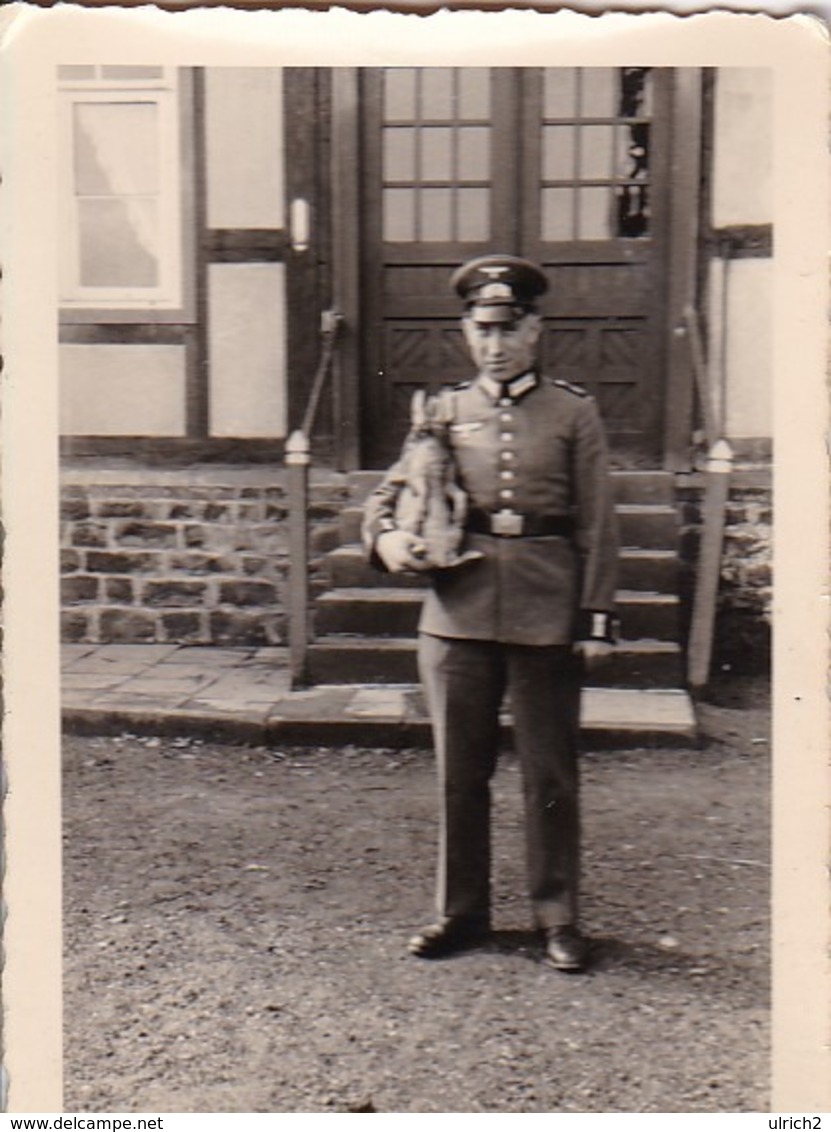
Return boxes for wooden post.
[688,439,734,690]
[285,429,311,688]
[662,68,703,472]
[331,68,362,472]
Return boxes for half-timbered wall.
[709,69,773,452]
[204,69,287,440]
[59,66,293,455]
[56,65,774,462]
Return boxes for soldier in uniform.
[362,254,619,972]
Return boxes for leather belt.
[466,509,574,538]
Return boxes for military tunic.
[364,371,619,643]
[362,370,619,931]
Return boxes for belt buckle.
[490,509,524,536]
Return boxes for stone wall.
[60,465,773,674]
[678,472,772,675]
[60,467,348,647]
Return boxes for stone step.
[315,587,680,641]
[615,505,680,549]
[325,546,430,590]
[608,471,675,505]
[306,636,685,688]
[346,470,387,504]
[338,502,679,549]
[325,545,678,593]
[347,469,676,507]
[283,683,696,747]
[618,548,679,592]
[578,687,696,741]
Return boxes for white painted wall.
[208,262,287,438]
[710,69,773,443]
[204,67,288,439]
[60,344,187,436]
[205,68,285,230]
[59,69,290,442]
[712,69,772,228]
[709,258,773,440]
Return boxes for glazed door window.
[539,67,654,241]
[359,66,671,467]
[381,67,499,245]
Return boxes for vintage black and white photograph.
[2,5,829,1117]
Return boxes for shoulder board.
[552,378,589,398]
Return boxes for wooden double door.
[355,67,678,469]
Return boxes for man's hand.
[375,529,430,574]
[573,640,615,672]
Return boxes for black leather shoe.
[408,917,490,959]
[543,925,590,972]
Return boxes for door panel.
[360,67,672,468]
[522,67,671,464]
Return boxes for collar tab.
[478,370,538,401]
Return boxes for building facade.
[57,66,772,654]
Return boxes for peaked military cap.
[450,254,548,324]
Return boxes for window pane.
[421,127,453,181]
[543,125,576,181]
[580,124,614,180]
[78,198,159,286]
[580,69,616,118]
[384,69,417,120]
[542,187,574,241]
[100,66,165,81]
[74,102,159,196]
[420,69,454,120]
[457,126,490,182]
[58,65,96,81]
[384,127,416,182]
[544,70,577,118]
[458,69,490,118]
[420,187,452,240]
[383,188,416,241]
[578,186,613,239]
[457,188,489,241]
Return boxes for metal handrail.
[683,302,719,451]
[681,302,734,690]
[301,309,344,438]
[286,310,343,688]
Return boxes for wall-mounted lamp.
[290,198,311,253]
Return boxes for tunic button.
[500,413,513,423]
[500,451,514,462]
[500,470,515,480]
[499,488,515,500]
[500,432,513,442]
[499,397,512,407]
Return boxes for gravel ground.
[63,679,770,1113]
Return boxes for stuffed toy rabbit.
[393,390,483,570]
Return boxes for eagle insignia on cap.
[480,282,513,301]
[449,255,549,319]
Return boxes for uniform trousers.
[417,631,583,931]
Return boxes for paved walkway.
[62,643,697,748]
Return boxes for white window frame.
[58,67,183,311]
